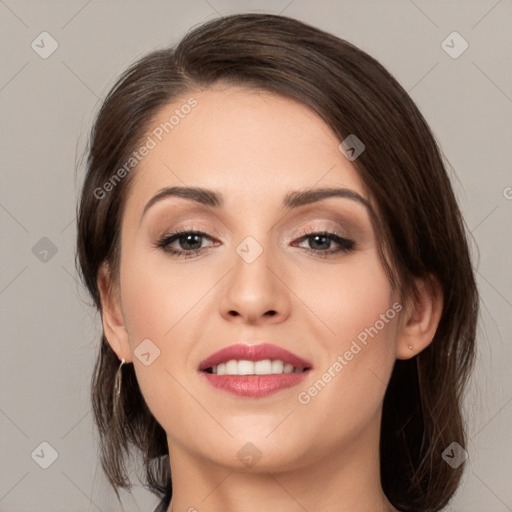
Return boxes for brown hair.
[76,13,478,511]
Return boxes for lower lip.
[201,371,310,398]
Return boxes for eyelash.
[155,227,355,259]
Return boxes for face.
[107,85,405,473]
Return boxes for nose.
[218,237,291,326]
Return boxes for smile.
[199,343,312,397]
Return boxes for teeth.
[225,360,238,374]
[284,363,295,373]
[271,360,284,373]
[238,360,254,375]
[254,359,272,375]
[210,359,304,376]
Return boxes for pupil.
[182,234,201,251]
[311,235,329,250]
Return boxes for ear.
[396,274,443,360]
[97,261,132,363]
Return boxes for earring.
[113,358,125,416]
[408,345,413,350]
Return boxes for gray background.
[1,0,511,511]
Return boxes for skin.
[98,84,443,512]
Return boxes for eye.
[155,228,218,258]
[293,230,355,258]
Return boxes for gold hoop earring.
[113,358,125,416]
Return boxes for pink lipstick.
[198,343,312,398]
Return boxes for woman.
[76,13,478,512]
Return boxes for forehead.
[125,85,367,216]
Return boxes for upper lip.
[199,343,313,371]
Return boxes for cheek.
[295,253,400,424]
[119,251,205,345]
[305,250,397,346]
[117,253,208,420]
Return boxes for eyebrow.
[141,185,371,220]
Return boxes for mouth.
[198,343,313,398]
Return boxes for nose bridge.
[232,232,276,297]
[219,230,290,323]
